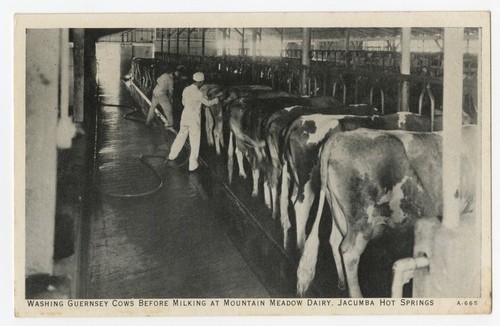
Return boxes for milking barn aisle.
[82,46,268,298]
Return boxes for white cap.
[193,72,205,82]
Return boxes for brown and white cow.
[296,125,478,298]
[227,97,345,197]
[201,84,285,156]
[280,113,381,251]
[280,111,449,252]
[264,104,380,220]
[200,84,226,153]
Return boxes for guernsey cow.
[264,104,379,220]
[296,125,478,298]
[227,97,344,196]
[129,57,165,97]
[280,113,381,250]
[201,84,286,155]
[281,111,445,252]
[200,84,227,154]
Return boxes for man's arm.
[166,75,174,99]
[198,91,219,106]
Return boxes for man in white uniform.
[167,72,219,171]
[146,67,175,129]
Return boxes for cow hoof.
[251,190,258,197]
[239,173,247,179]
[337,280,346,292]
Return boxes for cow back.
[320,129,443,230]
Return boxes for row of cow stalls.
[116,26,482,298]
[126,28,478,122]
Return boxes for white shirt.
[181,84,218,122]
[153,73,174,98]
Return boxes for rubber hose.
[103,154,165,198]
[99,103,147,123]
[97,103,188,198]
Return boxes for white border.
[3,1,499,326]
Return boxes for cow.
[264,104,379,220]
[201,85,285,155]
[296,125,478,298]
[227,97,345,197]
[200,84,226,153]
[129,58,165,97]
[380,110,473,132]
[280,111,446,252]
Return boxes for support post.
[301,28,311,96]
[241,28,245,55]
[201,28,206,56]
[251,28,257,80]
[72,29,85,122]
[167,28,171,54]
[160,28,164,54]
[176,28,180,55]
[400,27,411,112]
[345,29,350,68]
[280,28,284,58]
[442,27,464,229]
[222,28,227,56]
[187,28,191,55]
[251,28,257,59]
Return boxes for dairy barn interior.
[25,27,482,300]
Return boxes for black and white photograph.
[13,11,491,316]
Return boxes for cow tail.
[297,188,325,296]
[284,121,301,201]
[297,141,331,296]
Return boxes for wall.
[132,44,154,59]
[25,29,60,275]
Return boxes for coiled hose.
[98,103,187,198]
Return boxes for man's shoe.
[166,158,179,168]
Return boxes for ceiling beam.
[233,28,244,37]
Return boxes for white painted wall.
[25,29,60,275]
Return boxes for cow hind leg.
[280,162,291,248]
[205,107,214,147]
[271,182,278,219]
[251,168,259,197]
[227,131,234,184]
[268,167,280,219]
[214,134,221,155]
[214,129,221,155]
[341,232,369,298]
[326,189,348,292]
[329,219,347,292]
[218,127,225,149]
[263,180,271,209]
[295,180,315,252]
[235,148,247,179]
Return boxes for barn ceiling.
[94,27,480,43]
[277,27,479,42]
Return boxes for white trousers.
[148,87,173,127]
[168,119,201,170]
